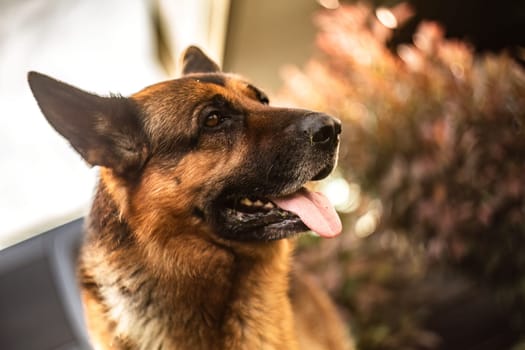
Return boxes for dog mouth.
[216,187,342,241]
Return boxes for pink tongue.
[272,188,342,238]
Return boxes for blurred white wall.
[157,0,230,73]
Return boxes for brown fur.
[28,46,353,350]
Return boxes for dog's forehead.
[132,73,264,105]
[185,73,267,103]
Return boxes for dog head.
[28,47,341,244]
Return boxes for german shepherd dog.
[28,47,352,350]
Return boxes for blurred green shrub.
[281,3,525,349]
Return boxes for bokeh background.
[2,0,525,349]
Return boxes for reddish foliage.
[281,4,525,349]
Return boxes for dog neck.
[79,183,298,350]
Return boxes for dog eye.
[204,113,227,128]
[204,114,220,127]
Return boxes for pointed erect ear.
[181,46,221,75]
[27,71,149,176]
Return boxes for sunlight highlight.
[318,0,340,10]
[375,7,398,29]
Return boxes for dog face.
[28,47,341,244]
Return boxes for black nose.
[300,113,341,146]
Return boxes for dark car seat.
[0,219,92,350]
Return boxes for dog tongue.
[272,188,342,238]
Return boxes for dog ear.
[181,46,221,75]
[27,71,149,176]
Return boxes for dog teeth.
[240,198,253,207]
[264,202,275,209]
[238,197,274,209]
